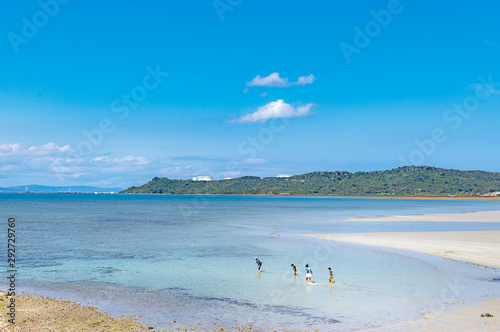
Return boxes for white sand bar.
[302,230,500,269]
[345,210,500,222]
[303,210,500,330]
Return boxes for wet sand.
[0,291,288,331]
[367,299,500,331]
[0,291,147,331]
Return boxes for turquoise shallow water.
[1,194,500,330]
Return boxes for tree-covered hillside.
[121,166,500,196]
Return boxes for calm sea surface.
[1,194,500,330]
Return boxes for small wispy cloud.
[113,155,149,165]
[246,72,316,88]
[0,142,157,184]
[244,158,266,164]
[296,74,316,85]
[171,155,230,162]
[0,142,232,188]
[231,99,314,124]
[0,142,72,157]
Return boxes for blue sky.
[1,0,499,188]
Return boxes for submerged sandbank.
[301,210,500,331]
[303,211,500,331]
[345,210,500,222]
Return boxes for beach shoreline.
[0,291,149,331]
[301,209,500,272]
[302,230,500,269]
[0,291,276,332]
[301,209,500,331]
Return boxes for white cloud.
[0,142,226,188]
[246,72,315,88]
[247,72,288,87]
[233,99,314,123]
[296,74,316,85]
[112,155,149,165]
[89,155,149,166]
[0,142,72,157]
[92,156,108,162]
[0,142,159,186]
[244,158,266,164]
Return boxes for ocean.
[1,194,500,331]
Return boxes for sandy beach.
[0,291,293,332]
[0,291,148,331]
[365,298,500,331]
[302,230,500,268]
[305,210,500,268]
[301,209,500,331]
[0,291,276,332]
[2,293,497,332]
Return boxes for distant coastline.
[0,184,123,194]
[119,192,500,200]
[121,166,500,197]
[6,191,500,200]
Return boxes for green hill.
[121,166,500,196]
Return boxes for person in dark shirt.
[255,257,262,272]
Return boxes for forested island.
[121,166,500,197]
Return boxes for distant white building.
[482,191,500,197]
[192,176,213,181]
[277,174,294,178]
